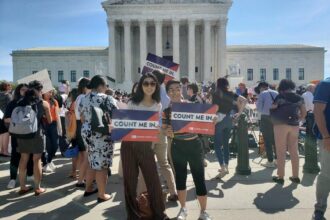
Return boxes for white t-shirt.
[75,94,85,120]
[302,91,314,112]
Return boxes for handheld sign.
[17,69,53,94]
[111,109,160,142]
[171,103,217,135]
[141,53,179,83]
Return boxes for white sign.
[17,69,53,94]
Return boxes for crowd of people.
[0,71,329,220]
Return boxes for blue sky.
[1,0,329,81]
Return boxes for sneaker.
[224,165,229,174]
[42,164,53,173]
[176,207,188,220]
[261,161,276,168]
[7,179,16,189]
[49,162,56,171]
[199,211,212,220]
[216,170,227,179]
[312,210,326,220]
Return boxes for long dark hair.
[131,72,160,104]
[78,77,90,95]
[68,88,79,102]
[13,83,28,101]
[216,77,230,93]
[278,79,295,93]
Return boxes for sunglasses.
[142,81,156,87]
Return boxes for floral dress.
[80,92,117,170]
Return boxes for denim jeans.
[45,121,59,164]
[214,114,232,166]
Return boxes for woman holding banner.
[164,79,211,220]
[120,72,169,220]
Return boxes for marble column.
[172,19,180,78]
[107,18,116,82]
[155,19,163,57]
[123,19,132,82]
[203,19,211,82]
[188,19,196,82]
[139,19,147,70]
[218,18,228,79]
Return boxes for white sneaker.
[224,165,229,174]
[49,162,56,171]
[216,170,227,179]
[7,179,16,189]
[42,164,53,173]
[261,161,276,168]
[199,211,212,220]
[177,207,188,220]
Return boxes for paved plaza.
[0,143,329,220]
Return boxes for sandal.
[18,186,34,195]
[34,188,46,196]
[272,176,284,185]
[289,176,301,184]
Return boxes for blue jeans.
[214,115,232,166]
[45,122,59,164]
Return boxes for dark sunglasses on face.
[142,81,156,87]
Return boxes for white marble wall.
[12,53,108,88]
[227,49,325,87]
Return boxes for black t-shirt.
[212,90,238,114]
[4,99,20,119]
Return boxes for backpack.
[9,104,39,139]
[270,102,301,126]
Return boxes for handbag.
[136,192,153,219]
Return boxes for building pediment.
[106,0,229,5]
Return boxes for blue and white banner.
[171,103,218,135]
[112,109,160,142]
[141,53,179,82]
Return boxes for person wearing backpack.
[80,75,117,203]
[271,79,307,184]
[12,80,51,196]
[4,83,34,189]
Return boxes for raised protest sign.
[141,53,179,82]
[17,69,53,94]
[171,103,218,135]
[111,109,160,142]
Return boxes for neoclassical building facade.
[102,0,232,89]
